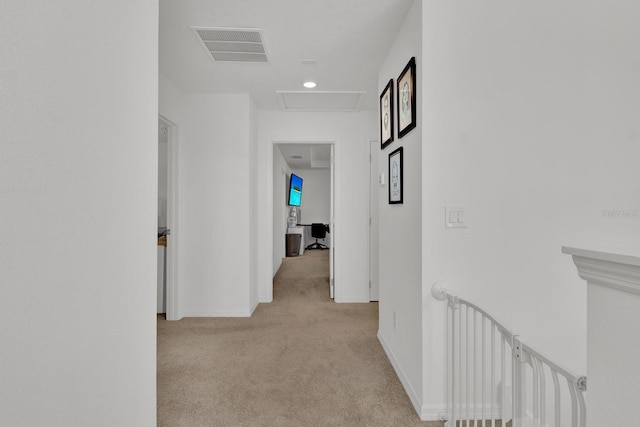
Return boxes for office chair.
[306,223,329,250]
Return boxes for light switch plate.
[445,207,467,228]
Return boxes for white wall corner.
[249,297,260,315]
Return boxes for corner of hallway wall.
[376,0,427,419]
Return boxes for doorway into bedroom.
[273,142,335,300]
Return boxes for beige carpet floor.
[157,250,442,426]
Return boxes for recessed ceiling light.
[303,81,317,89]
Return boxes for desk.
[287,226,305,256]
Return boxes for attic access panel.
[276,91,366,112]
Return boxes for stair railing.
[431,283,586,427]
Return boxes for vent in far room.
[192,27,268,63]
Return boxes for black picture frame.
[388,146,403,204]
[397,57,416,138]
[380,79,394,149]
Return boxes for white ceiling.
[276,143,332,170]
[159,0,414,111]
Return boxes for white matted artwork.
[380,79,394,149]
[397,57,416,138]
[388,146,403,204]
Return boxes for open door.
[159,116,179,320]
[329,144,335,299]
[158,120,168,314]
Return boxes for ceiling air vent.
[192,27,268,63]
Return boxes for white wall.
[588,283,640,425]
[272,146,292,275]
[0,1,158,425]
[293,168,330,224]
[181,93,253,316]
[159,74,187,128]
[420,0,640,415]
[376,0,424,417]
[292,168,331,248]
[159,76,257,317]
[588,276,640,426]
[258,111,375,303]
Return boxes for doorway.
[158,116,179,320]
[270,141,335,301]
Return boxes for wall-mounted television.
[288,173,303,207]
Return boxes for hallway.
[157,251,438,426]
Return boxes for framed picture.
[388,147,403,204]
[380,79,394,149]
[397,57,416,138]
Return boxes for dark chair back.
[311,223,326,239]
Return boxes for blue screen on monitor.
[288,173,303,206]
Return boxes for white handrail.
[432,283,587,427]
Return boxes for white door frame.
[369,140,379,301]
[329,144,335,299]
[159,115,180,320]
[263,139,338,302]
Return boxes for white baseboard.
[421,404,447,422]
[377,331,446,421]
[377,330,421,414]
[181,309,252,317]
[335,296,370,303]
[259,294,273,303]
